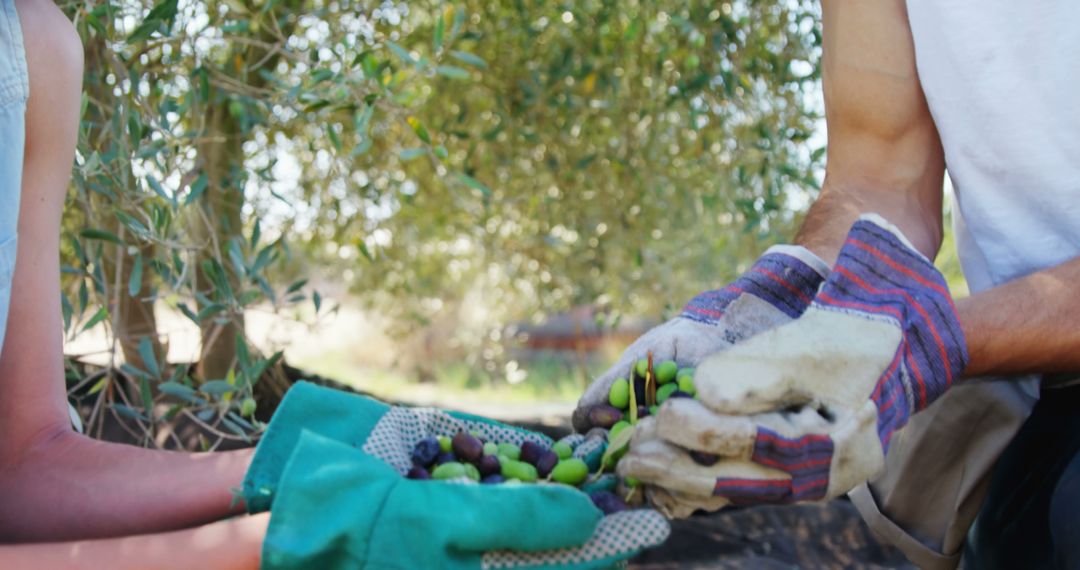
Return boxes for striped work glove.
[620,215,968,508]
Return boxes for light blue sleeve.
[0,0,28,358]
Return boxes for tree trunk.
[83,32,164,373]
[194,103,246,382]
[193,0,303,382]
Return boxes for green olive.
[634,359,649,378]
[553,440,573,460]
[608,377,630,409]
[463,463,481,481]
[432,462,468,480]
[497,443,521,460]
[677,374,696,396]
[655,361,678,384]
[501,459,538,482]
[656,382,679,404]
[483,442,499,456]
[609,420,630,440]
[551,458,589,486]
[438,435,453,453]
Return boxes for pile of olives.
[584,357,719,467]
[586,358,697,434]
[406,356,701,514]
[407,430,632,515]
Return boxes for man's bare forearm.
[0,512,268,570]
[799,0,947,266]
[0,432,253,541]
[955,257,1080,377]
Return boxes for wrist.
[795,183,943,266]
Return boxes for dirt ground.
[628,501,914,569]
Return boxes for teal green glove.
[242,382,605,513]
[242,382,389,512]
[263,431,620,570]
[250,383,671,569]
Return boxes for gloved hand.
[259,399,670,569]
[619,215,968,508]
[243,382,608,513]
[242,381,398,513]
[572,245,829,432]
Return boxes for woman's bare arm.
[0,0,254,542]
[0,513,268,570]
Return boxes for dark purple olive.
[587,404,624,429]
[478,455,502,477]
[637,405,650,418]
[407,466,431,480]
[669,390,693,399]
[536,450,559,478]
[589,491,629,515]
[412,436,441,467]
[452,431,484,463]
[689,450,720,466]
[520,441,548,466]
[436,451,457,465]
[481,474,506,484]
[633,377,646,405]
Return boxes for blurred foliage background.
[55,0,963,449]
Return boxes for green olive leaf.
[599,423,635,473]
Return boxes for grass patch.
[291,346,606,405]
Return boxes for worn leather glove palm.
[620,215,968,510]
[572,245,829,433]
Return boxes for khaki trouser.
[849,376,1041,570]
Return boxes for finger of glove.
[688,292,797,346]
[618,418,779,499]
[709,460,801,504]
[655,399,835,474]
[692,328,818,415]
[618,418,717,497]
[435,483,602,552]
[654,398,758,459]
[619,434,791,505]
[481,510,671,570]
[645,485,730,519]
[707,452,838,505]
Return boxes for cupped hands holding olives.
[255,384,671,570]
[573,245,830,517]
[572,245,830,434]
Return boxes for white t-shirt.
[906,1,1080,293]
